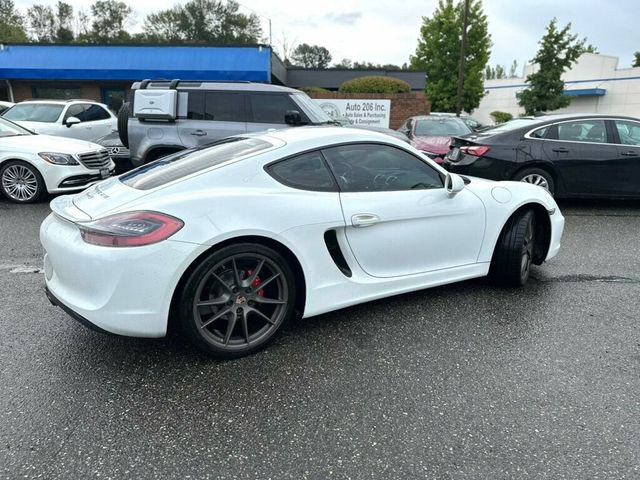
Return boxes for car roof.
[18,99,105,105]
[258,125,410,147]
[132,80,301,94]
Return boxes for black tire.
[0,160,46,203]
[490,209,535,286]
[513,168,555,196]
[177,243,296,359]
[117,102,130,148]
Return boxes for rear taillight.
[461,145,490,157]
[78,211,184,247]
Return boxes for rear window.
[120,137,273,190]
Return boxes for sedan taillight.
[78,211,184,247]
[461,145,490,157]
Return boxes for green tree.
[55,2,75,43]
[79,0,132,43]
[0,0,28,43]
[485,64,494,80]
[518,18,586,115]
[508,59,518,78]
[291,43,332,68]
[495,64,506,79]
[334,58,353,68]
[410,0,491,112]
[633,51,640,67]
[143,0,262,44]
[27,4,55,42]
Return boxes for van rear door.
[178,91,247,147]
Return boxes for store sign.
[315,99,391,128]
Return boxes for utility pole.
[455,0,471,116]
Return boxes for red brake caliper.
[246,270,265,297]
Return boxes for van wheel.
[117,102,130,148]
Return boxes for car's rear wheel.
[177,243,296,358]
[514,168,555,196]
[117,102,130,148]
[0,160,45,203]
[490,209,535,286]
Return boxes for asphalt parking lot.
[1,196,639,480]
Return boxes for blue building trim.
[563,88,606,97]
[0,44,273,82]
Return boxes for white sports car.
[41,127,564,358]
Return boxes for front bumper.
[40,213,206,338]
[43,160,116,194]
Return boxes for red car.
[398,115,472,163]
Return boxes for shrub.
[490,111,513,123]
[301,86,331,95]
[339,76,411,94]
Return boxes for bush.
[301,86,331,95]
[339,76,411,94]
[490,111,513,123]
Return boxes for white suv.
[2,99,117,141]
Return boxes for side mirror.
[445,173,465,196]
[65,117,81,128]
[285,110,303,126]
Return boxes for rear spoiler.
[50,195,91,223]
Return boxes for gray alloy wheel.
[520,173,549,191]
[178,243,296,358]
[514,168,555,196]
[0,161,44,203]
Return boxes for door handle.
[190,130,207,136]
[352,213,380,228]
[621,151,637,156]
[552,147,569,153]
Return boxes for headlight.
[38,152,79,165]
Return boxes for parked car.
[94,130,131,173]
[398,115,472,163]
[443,114,640,198]
[0,101,14,114]
[430,112,484,131]
[41,127,563,358]
[120,80,339,167]
[0,116,114,203]
[2,99,117,141]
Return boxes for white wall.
[473,53,640,124]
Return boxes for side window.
[78,104,111,122]
[187,91,205,120]
[267,151,337,191]
[530,126,549,139]
[63,104,85,122]
[322,144,444,192]
[250,94,298,124]
[614,120,640,146]
[556,120,607,143]
[204,92,243,122]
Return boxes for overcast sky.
[13,0,640,74]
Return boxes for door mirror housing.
[445,173,465,196]
[65,117,81,127]
[284,110,303,126]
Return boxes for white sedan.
[41,127,564,358]
[0,117,115,203]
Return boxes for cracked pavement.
[1,197,639,479]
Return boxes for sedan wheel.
[514,168,555,196]
[0,161,45,203]
[178,243,296,358]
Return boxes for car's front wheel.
[0,160,45,203]
[177,243,296,358]
[514,168,555,196]
[490,209,535,286]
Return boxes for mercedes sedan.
[41,127,564,358]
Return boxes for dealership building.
[475,53,640,124]
[0,44,426,113]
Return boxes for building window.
[32,86,81,100]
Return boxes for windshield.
[120,137,274,190]
[3,103,64,123]
[414,118,471,137]
[291,93,333,123]
[0,117,33,137]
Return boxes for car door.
[542,118,618,196]
[246,93,306,132]
[81,104,116,140]
[322,143,486,278]
[178,91,247,147]
[59,104,92,140]
[611,119,640,196]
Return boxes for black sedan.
[443,114,640,198]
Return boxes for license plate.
[99,168,110,179]
[447,147,460,161]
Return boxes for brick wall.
[307,92,430,129]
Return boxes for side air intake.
[323,230,352,278]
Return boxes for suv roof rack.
[138,79,252,90]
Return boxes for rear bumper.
[45,286,115,336]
